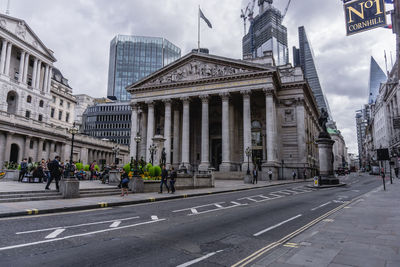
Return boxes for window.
[58,111,62,120]
[42,142,46,151]
[25,110,30,118]
[27,95,32,103]
[60,99,63,106]
[29,140,34,149]
[51,108,55,118]
[39,100,44,108]
[52,96,56,103]
[54,144,57,152]
[38,114,43,121]
[67,102,70,109]
[66,112,70,122]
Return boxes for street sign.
[377,148,390,160]
[344,0,387,35]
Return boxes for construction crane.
[281,0,291,21]
[240,0,256,35]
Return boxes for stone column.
[129,102,138,159]
[140,111,147,160]
[0,132,5,168]
[0,40,7,74]
[37,138,44,162]
[199,95,210,171]
[163,99,172,167]
[35,61,41,89]
[146,101,154,163]
[24,136,31,160]
[31,58,38,88]
[220,93,232,172]
[265,89,277,162]
[173,108,180,167]
[180,97,190,169]
[50,142,55,159]
[4,42,12,76]
[43,65,49,92]
[18,51,25,83]
[241,91,252,171]
[4,132,14,162]
[296,99,306,164]
[46,67,52,92]
[23,53,29,84]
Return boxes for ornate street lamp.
[66,122,79,179]
[149,144,157,165]
[245,146,252,175]
[134,134,142,174]
[112,145,120,166]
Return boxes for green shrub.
[145,163,152,172]
[75,162,83,171]
[123,163,131,173]
[83,165,90,171]
[17,164,21,170]
[148,166,155,177]
[154,165,162,177]
[94,165,100,171]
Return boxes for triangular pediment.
[0,14,56,62]
[128,52,274,89]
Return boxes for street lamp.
[245,146,252,175]
[112,145,120,166]
[66,122,79,179]
[149,144,157,165]
[134,133,142,174]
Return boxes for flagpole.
[198,5,200,52]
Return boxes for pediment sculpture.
[148,60,251,85]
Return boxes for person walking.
[45,156,62,191]
[89,160,96,180]
[268,169,272,181]
[18,158,28,182]
[252,166,258,184]
[303,168,307,180]
[159,165,170,194]
[292,170,297,180]
[169,167,177,194]
[120,169,129,196]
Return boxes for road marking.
[351,190,360,192]
[322,219,334,222]
[173,202,225,213]
[109,221,121,228]
[190,208,198,214]
[230,201,242,205]
[0,208,112,221]
[16,216,140,234]
[2,219,166,252]
[177,250,224,267]
[188,203,246,216]
[276,191,291,195]
[310,201,332,211]
[283,242,299,248]
[268,193,284,199]
[214,204,224,208]
[151,215,159,221]
[45,229,65,239]
[253,214,302,237]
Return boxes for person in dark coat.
[169,167,177,194]
[18,158,28,182]
[159,165,170,194]
[45,156,62,191]
[252,166,258,184]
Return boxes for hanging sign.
[344,0,387,35]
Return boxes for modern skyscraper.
[107,35,181,101]
[242,0,289,66]
[368,56,387,104]
[293,26,333,120]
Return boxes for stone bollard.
[108,170,121,185]
[131,175,144,193]
[60,178,80,198]
[244,173,253,184]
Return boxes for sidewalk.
[253,180,400,267]
[0,178,310,218]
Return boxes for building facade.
[74,94,95,129]
[329,128,347,171]
[107,35,181,101]
[242,0,288,66]
[127,52,321,180]
[0,14,128,168]
[368,56,387,104]
[82,101,132,145]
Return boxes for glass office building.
[107,35,181,101]
[242,1,288,66]
[368,56,387,104]
[293,26,333,120]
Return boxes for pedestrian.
[45,156,62,191]
[395,167,399,179]
[252,166,258,184]
[89,160,96,180]
[18,158,28,182]
[303,169,307,180]
[268,169,272,181]
[159,165,170,194]
[32,165,45,183]
[292,170,296,180]
[169,167,177,194]
[41,159,49,182]
[120,169,129,196]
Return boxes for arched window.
[39,100,44,108]
[27,95,32,103]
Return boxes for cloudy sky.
[6,0,396,154]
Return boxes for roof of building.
[52,68,71,88]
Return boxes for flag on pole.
[199,8,212,28]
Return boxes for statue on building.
[160,147,166,166]
[318,108,330,138]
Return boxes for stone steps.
[213,171,244,180]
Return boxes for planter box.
[2,170,19,181]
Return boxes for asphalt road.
[0,173,382,267]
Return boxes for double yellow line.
[231,201,351,267]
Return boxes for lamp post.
[66,122,79,179]
[112,145,120,166]
[134,134,141,174]
[149,144,157,165]
[245,146,251,175]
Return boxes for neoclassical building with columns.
[127,52,321,180]
[0,14,128,168]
